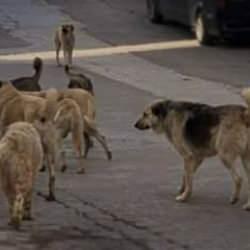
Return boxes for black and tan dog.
[135,98,250,210]
[65,65,94,95]
[0,57,43,91]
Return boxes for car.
[146,0,250,45]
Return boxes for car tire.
[146,0,162,23]
[194,13,213,45]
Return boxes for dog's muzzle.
[134,120,150,130]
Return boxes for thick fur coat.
[0,122,43,229]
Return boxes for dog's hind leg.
[23,190,33,221]
[176,157,202,202]
[10,193,24,230]
[220,154,242,205]
[241,154,250,210]
[92,131,112,160]
[83,133,93,159]
[46,154,56,201]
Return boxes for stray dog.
[65,65,94,95]
[22,88,112,161]
[53,98,85,174]
[0,122,43,229]
[0,83,59,201]
[55,24,75,66]
[135,98,250,210]
[7,57,43,91]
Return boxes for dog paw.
[77,168,85,174]
[243,203,250,211]
[175,194,188,202]
[39,165,46,172]
[230,196,239,205]
[46,194,56,202]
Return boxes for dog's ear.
[152,101,169,119]
[70,25,74,32]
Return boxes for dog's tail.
[33,57,43,82]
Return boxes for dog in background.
[135,98,250,210]
[0,122,43,229]
[55,24,75,67]
[65,65,94,95]
[0,57,43,91]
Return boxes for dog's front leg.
[176,157,202,202]
[178,175,186,194]
[46,154,56,201]
[63,49,71,67]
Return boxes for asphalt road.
[46,0,250,88]
[0,1,249,250]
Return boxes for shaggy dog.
[135,98,250,210]
[22,88,112,161]
[0,83,58,201]
[55,24,75,66]
[7,57,42,91]
[0,122,43,229]
[53,98,85,174]
[65,65,94,95]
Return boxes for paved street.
[0,1,249,250]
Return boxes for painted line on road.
[0,39,198,61]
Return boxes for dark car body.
[146,0,250,44]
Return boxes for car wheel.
[194,13,213,45]
[146,0,162,23]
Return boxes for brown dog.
[135,98,250,210]
[22,88,112,161]
[55,24,75,66]
[0,122,43,229]
[53,98,85,174]
[0,83,59,201]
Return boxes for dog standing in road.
[65,65,94,95]
[0,122,43,229]
[55,24,75,67]
[135,98,250,210]
[0,57,43,91]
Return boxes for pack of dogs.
[1,24,250,229]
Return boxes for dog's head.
[134,100,169,134]
[62,24,74,34]
[33,57,43,71]
[68,80,82,89]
